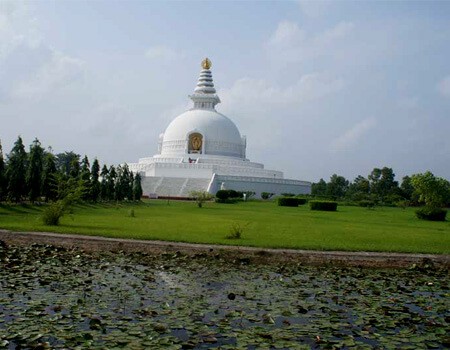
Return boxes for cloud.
[330,117,377,152]
[437,75,450,98]
[267,21,305,48]
[266,20,354,63]
[220,73,345,115]
[297,0,331,18]
[0,2,40,59]
[217,73,345,154]
[0,2,84,101]
[145,45,182,61]
[12,51,85,100]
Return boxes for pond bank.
[0,229,449,268]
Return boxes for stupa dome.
[128,57,311,198]
[160,58,245,159]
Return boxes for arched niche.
[188,132,203,154]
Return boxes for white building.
[128,58,311,198]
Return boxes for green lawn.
[0,200,449,254]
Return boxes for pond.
[0,243,449,349]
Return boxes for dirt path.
[1,229,448,268]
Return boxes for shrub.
[415,207,447,221]
[310,200,338,211]
[190,191,214,208]
[216,190,243,203]
[42,201,65,225]
[226,222,248,239]
[296,198,307,205]
[281,193,295,197]
[277,197,299,207]
[261,192,274,200]
[396,200,410,209]
[359,200,375,209]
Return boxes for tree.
[400,176,414,200]
[132,172,143,201]
[411,171,450,208]
[378,167,398,197]
[107,165,117,201]
[347,175,370,200]
[6,136,28,202]
[69,157,80,178]
[100,165,109,200]
[90,158,101,202]
[0,140,6,201]
[41,151,58,202]
[26,138,45,202]
[115,164,132,200]
[326,174,349,199]
[43,174,86,226]
[368,168,382,196]
[311,178,327,196]
[115,165,124,200]
[368,167,399,200]
[80,155,91,200]
[128,172,134,200]
[56,151,80,177]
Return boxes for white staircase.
[141,176,212,197]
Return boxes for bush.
[190,191,214,208]
[396,200,410,209]
[415,207,447,221]
[310,200,338,211]
[226,222,248,239]
[261,192,274,200]
[42,201,65,225]
[281,193,295,197]
[296,198,307,205]
[359,200,375,208]
[277,197,299,207]
[216,190,243,203]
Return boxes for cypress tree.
[80,155,91,200]
[69,157,80,178]
[133,173,143,201]
[6,136,28,202]
[42,152,58,202]
[26,138,45,202]
[108,165,117,201]
[122,164,132,200]
[0,140,6,201]
[115,165,124,201]
[90,158,100,202]
[128,171,134,200]
[100,165,109,200]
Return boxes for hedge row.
[415,207,447,221]
[309,200,338,211]
[277,197,308,207]
[216,190,244,203]
[277,197,298,207]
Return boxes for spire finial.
[202,57,212,70]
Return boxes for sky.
[1,0,449,183]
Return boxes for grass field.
[0,200,449,254]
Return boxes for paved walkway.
[0,229,448,268]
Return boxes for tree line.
[0,136,143,203]
[311,167,450,207]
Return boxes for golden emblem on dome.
[201,57,212,70]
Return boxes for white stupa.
[129,58,311,198]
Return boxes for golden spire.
[201,57,212,70]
